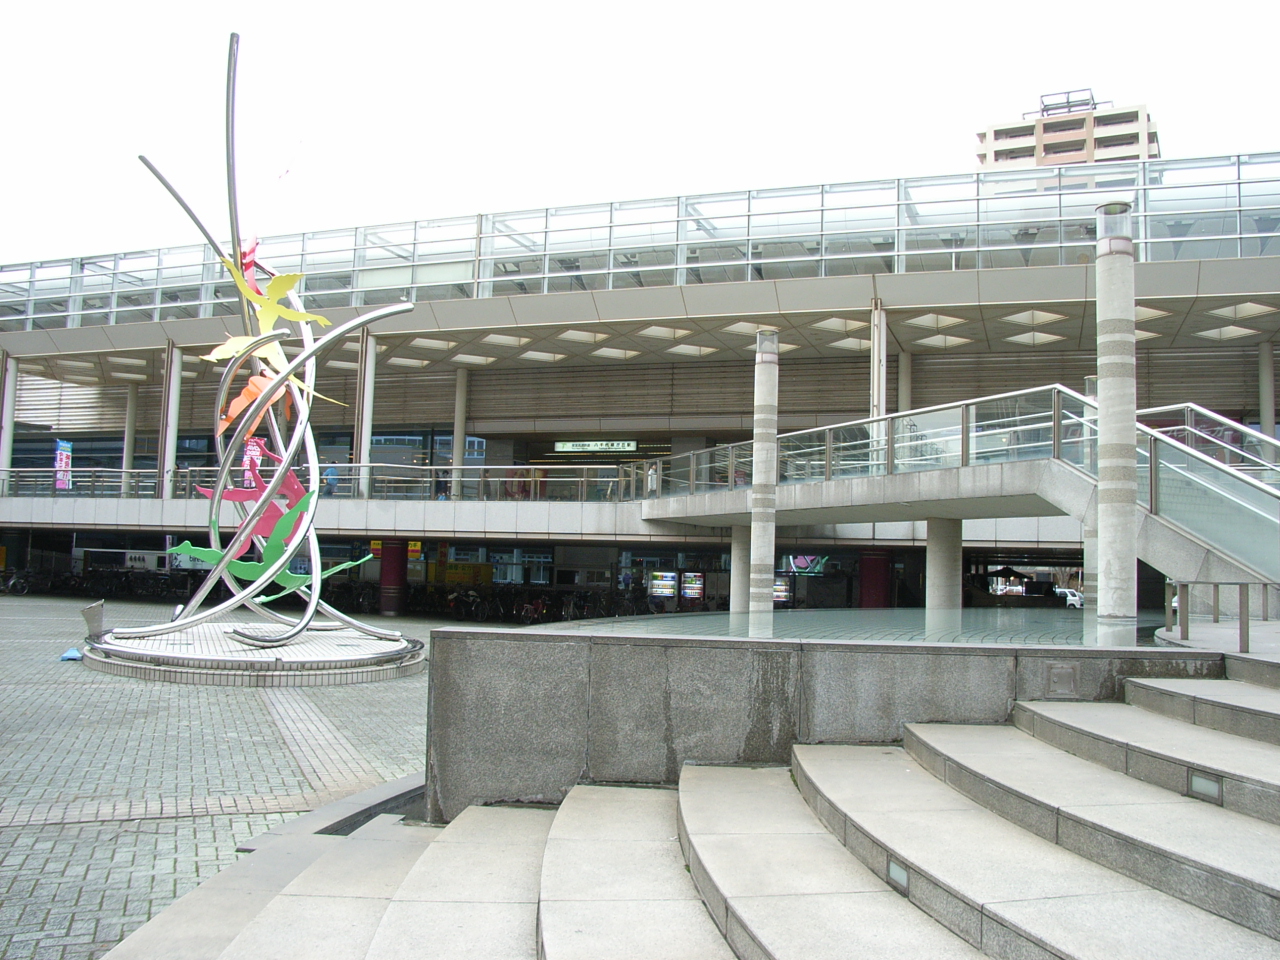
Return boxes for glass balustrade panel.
[779,433,828,483]
[892,409,962,471]
[970,391,1055,465]
[830,424,884,478]
[1058,394,1098,474]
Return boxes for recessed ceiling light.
[1195,325,1259,341]
[482,333,531,347]
[108,356,147,366]
[1005,331,1066,346]
[387,356,430,368]
[181,354,201,363]
[18,364,45,374]
[1003,310,1066,327]
[1135,306,1171,322]
[180,370,199,379]
[341,341,388,353]
[722,321,779,336]
[557,329,610,343]
[830,337,873,351]
[592,347,641,360]
[904,313,967,330]
[56,359,95,369]
[915,334,972,349]
[65,375,100,383]
[1136,329,1160,340]
[1208,302,1278,321]
[746,341,800,353]
[452,354,497,365]
[520,350,566,362]
[667,344,718,357]
[110,372,149,380]
[813,317,869,333]
[409,337,456,351]
[639,325,691,340]
[326,360,360,370]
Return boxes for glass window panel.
[363,287,410,305]
[901,227,976,252]
[417,217,477,242]
[611,248,675,289]
[31,314,68,330]
[1143,237,1240,261]
[685,243,747,284]
[0,300,28,318]
[751,186,821,214]
[903,251,976,272]
[824,205,895,232]
[114,289,156,309]
[612,197,678,225]
[547,204,610,231]
[612,218,677,245]
[416,238,476,261]
[682,193,748,219]
[824,233,895,267]
[356,265,414,289]
[979,221,1062,250]
[115,255,158,290]
[750,210,821,238]
[824,256,892,276]
[1145,183,1236,213]
[978,168,1061,196]
[1145,212,1238,240]
[546,227,611,253]
[682,216,748,242]
[979,194,1060,222]
[901,176,977,203]
[80,313,110,327]
[114,310,155,324]
[756,258,819,280]
[548,251,611,274]
[33,298,68,315]
[824,181,897,208]
[1145,157,1237,187]
[548,272,608,293]
[900,200,977,228]
[415,262,473,284]
[415,282,472,302]
[0,316,26,332]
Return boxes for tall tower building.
[977,90,1160,170]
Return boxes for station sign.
[554,440,637,453]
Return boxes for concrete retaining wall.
[424,628,1223,821]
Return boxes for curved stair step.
[678,764,983,959]
[538,785,732,960]
[1127,678,1280,745]
[215,815,441,960]
[365,805,555,960]
[794,744,1280,959]
[1014,699,1280,825]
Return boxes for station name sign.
[554,440,637,453]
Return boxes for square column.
[451,368,469,500]
[157,342,183,499]
[925,517,963,639]
[354,329,376,497]
[730,525,750,613]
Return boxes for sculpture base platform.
[83,622,426,687]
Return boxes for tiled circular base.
[84,622,426,686]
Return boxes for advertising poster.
[242,437,265,487]
[370,540,382,558]
[408,541,422,561]
[54,439,72,490]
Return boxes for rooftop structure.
[978,90,1160,170]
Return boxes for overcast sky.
[4,0,1276,265]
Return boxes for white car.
[1057,588,1084,609]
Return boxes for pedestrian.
[322,462,339,496]
[647,462,658,499]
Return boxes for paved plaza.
[0,598,442,960]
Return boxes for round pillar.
[379,538,408,616]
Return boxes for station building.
[0,151,1277,605]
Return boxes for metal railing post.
[1148,434,1159,514]
[1178,582,1190,642]
[961,404,971,467]
[1213,584,1220,622]
[885,418,895,475]
[825,430,833,481]
[1165,581,1174,633]
[1240,583,1251,653]
[1051,390,1061,461]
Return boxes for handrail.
[1137,424,1280,504]
[1140,400,1280,456]
[1155,425,1279,472]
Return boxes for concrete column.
[730,525,750,613]
[157,342,183,499]
[354,329,376,497]
[1261,344,1275,452]
[1094,202,1138,645]
[121,383,138,496]
[925,517,963,639]
[1082,503,1098,609]
[451,367,469,500]
[897,351,912,412]
[749,331,780,637]
[379,538,408,616]
[0,352,15,496]
[870,300,888,418]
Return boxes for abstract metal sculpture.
[112,33,411,647]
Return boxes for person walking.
[646,462,659,499]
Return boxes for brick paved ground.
[0,598,443,960]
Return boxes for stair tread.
[540,785,733,960]
[679,764,983,959]
[795,744,1280,959]
[1020,699,1280,786]
[365,806,554,960]
[909,723,1280,894]
[1130,677,1280,714]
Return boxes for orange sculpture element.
[218,374,288,437]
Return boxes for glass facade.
[2,154,1278,333]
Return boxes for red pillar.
[860,551,892,608]
[379,538,408,616]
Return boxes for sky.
[3,0,1277,265]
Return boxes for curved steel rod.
[225,32,253,339]
[113,304,411,640]
[138,157,229,262]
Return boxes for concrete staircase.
[107,657,1280,959]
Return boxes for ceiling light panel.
[557,329,610,343]
[638,325,691,340]
[18,364,45,374]
[452,354,497,365]
[65,375,100,383]
[520,351,566,362]
[107,356,147,366]
[1135,329,1160,340]
[327,360,360,370]
[341,341,388,353]
[904,313,967,330]
[56,359,95,369]
[746,341,800,353]
[830,337,872,351]
[813,317,870,333]
[1135,306,1171,322]
[387,357,430,368]
[180,371,199,379]
[1003,310,1066,327]
[181,354,201,363]
[1195,325,1259,341]
[110,372,149,380]
[722,322,779,336]
[409,338,457,351]
[592,347,641,360]
[483,334,531,347]
[1005,331,1066,346]
[915,334,972,349]
[1208,302,1278,321]
[667,344,718,357]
